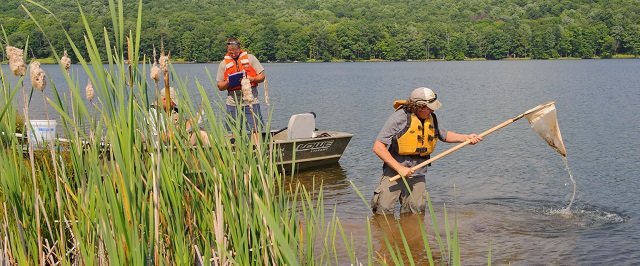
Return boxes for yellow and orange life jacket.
[391,101,439,157]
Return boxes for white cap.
[410,87,441,111]
[160,87,177,105]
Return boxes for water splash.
[549,207,573,217]
[544,206,626,226]
[560,156,576,213]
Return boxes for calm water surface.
[4,59,640,264]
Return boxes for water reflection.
[370,214,442,265]
[285,164,351,205]
[289,164,349,189]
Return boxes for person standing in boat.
[216,37,266,138]
[371,87,482,215]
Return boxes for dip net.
[524,102,575,211]
[524,102,567,157]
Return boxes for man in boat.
[216,37,266,139]
[148,87,209,146]
[371,87,482,215]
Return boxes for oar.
[389,102,556,182]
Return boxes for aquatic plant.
[85,80,94,102]
[60,50,71,72]
[6,46,26,77]
[150,49,160,84]
[28,61,46,91]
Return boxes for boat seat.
[287,113,317,140]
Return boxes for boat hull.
[272,131,352,171]
[12,129,353,172]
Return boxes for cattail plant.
[6,46,26,76]
[29,61,47,91]
[159,50,171,112]
[60,50,71,72]
[126,37,134,89]
[150,48,161,92]
[150,57,160,83]
[241,75,254,103]
[85,80,95,102]
[264,78,270,105]
[159,52,169,74]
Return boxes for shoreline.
[2,54,637,65]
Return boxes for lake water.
[3,59,640,264]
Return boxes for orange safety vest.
[223,50,258,91]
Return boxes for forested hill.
[2,0,639,62]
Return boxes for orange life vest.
[223,50,258,91]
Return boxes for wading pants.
[371,175,427,215]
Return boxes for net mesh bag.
[524,102,567,157]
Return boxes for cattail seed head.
[6,46,26,76]
[241,76,254,103]
[159,54,169,73]
[85,80,95,102]
[29,61,47,91]
[150,63,160,82]
[150,48,160,82]
[61,50,72,72]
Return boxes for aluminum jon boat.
[10,113,353,172]
[269,113,353,171]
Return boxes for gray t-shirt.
[376,109,448,177]
[216,54,265,106]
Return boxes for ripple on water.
[449,197,629,264]
[462,197,627,235]
[543,205,627,226]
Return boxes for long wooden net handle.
[389,116,523,182]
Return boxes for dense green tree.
[272,19,308,61]
[485,26,510,60]
[289,29,311,61]
[571,27,596,58]
[378,33,404,61]
[557,26,573,58]
[3,0,639,62]
[465,25,489,59]
[333,20,360,60]
[623,25,640,56]
[307,21,333,61]
[424,23,450,60]
[446,32,467,60]
[503,19,531,58]
[398,25,425,60]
